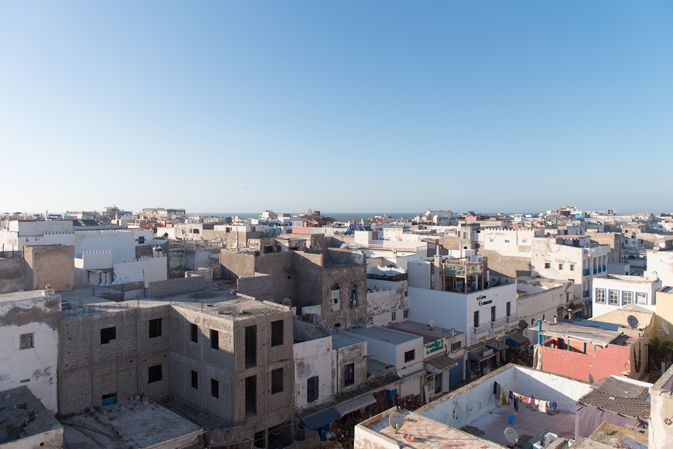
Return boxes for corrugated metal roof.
[334,394,376,416]
[578,377,650,419]
[425,355,458,374]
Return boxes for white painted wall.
[74,250,113,289]
[113,255,168,286]
[647,251,673,288]
[0,292,59,413]
[592,276,662,317]
[408,284,517,339]
[294,336,334,410]
[478,228,534,258]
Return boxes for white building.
[343,325,425,398]
[517,276,574,325]
[0,290,60,413]
[646,250,673,289]
[592,275,663,317]
[531,236,610,302]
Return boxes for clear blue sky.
[1,1,672,214]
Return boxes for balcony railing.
[583,290,590,299]
[602,265,606,272]
[583,269,590,276]
[367,273,408,282]
[491,318,506,329]
[506,314,519,324]
[593,268,597,275]
[472,324,489,335]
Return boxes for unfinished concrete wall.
[292,252,324,309]
[147,275,208,298]
[219,250,256,281]
[253,251,295,302]
[59,303,171,415]
[169,305,237,426]
[0,255,23,294]
[23,244,75,292]
[480,249,531,279]
[237,273,273,299]
[0,291,61,413]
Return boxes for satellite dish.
[588,373,595,384]
[504,427,519,445]
[282,298,292,306]
[389,411,404,433]
[627,315,639,329]
[429,320,436,330]
[663,322,670,336]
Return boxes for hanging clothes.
[539,401,548,413]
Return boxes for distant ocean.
[194,212,421,222]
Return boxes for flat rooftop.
[530,319,624,346]
[344,325,422,345]
[357,408,503,449]
[0,289,57,303]
[62,397,203,448]
[328,329,366,349]
[387,321,464,344]
[174,297,291,320]
[294,319,331,343]
[0,386,62,445]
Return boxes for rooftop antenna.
[429,319,436,330]
[663,321,670,336]
[389,411,404,434]
[627,315,639,329]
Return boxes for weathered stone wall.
[292,252,324,309]
[0,255,23,294]
[480,249,531,279]
[321,265,368,329]
[219,250,256,281]
[59,303,171,415]
[335,340,368,393]
[253,251,295,302]
[23,244,75,292]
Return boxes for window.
[191,370,198,389]
[149,319,162,338]
[404,350,415,363]
[490,239,494,242]
[344,363,355,387]
[491,306,496,322]
[403,310,409,319]
[531,318,535,325]
[190,323,198,343]
[622,291,633,306]
[543,315,546,321]
[349,284,358,306]
[435,373,442,394]
[636,292,647,305]
[271,320,284,347]
[596,289,606,304]
[522,239,528,244]
[307,376,319,403]
[245,376,256,416]
[19,333,34,350]
[474,310,479,328]
[211,378,219,398]
[506,302,511,317]
[505,240,510,243]
[609,290,619,305]
[271,368,283,394]
[148,365,162,383]
[101,393,117,405]
[245,326,257,368]
[559,264,564,270]
[211,329,219,350]
[570,264,575,271]
[544,263,551,269]
[391,311,397,321]
[101,327,116,344]
[451,341,462,351]
[331,284,341,304]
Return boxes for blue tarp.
[302,407,341,431]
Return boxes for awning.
[468,346,496,362]
[486,340,509,352]
[506,333,530,347]
[425,355,459,374]
[301,407,341,430]
[334,394,376,416]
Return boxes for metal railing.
[506,314,519,324]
